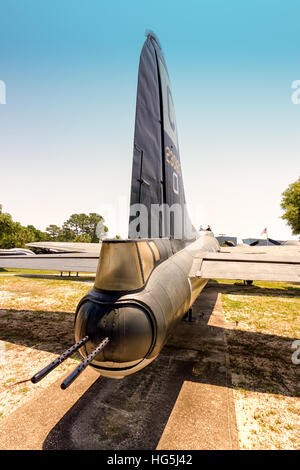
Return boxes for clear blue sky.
[1,0,299,239]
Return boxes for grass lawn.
[0,269,95,419]
[212,279,300,449]
[0,269,298,449]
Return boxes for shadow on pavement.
[42,282,298,450]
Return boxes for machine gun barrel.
[31,335,89,384]
[61,337,110,390]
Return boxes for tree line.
[280,177,300,235]
[0,205,109,249]
[0,177,298,249]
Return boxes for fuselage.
[73,32,221,379]
[74,231,219,378]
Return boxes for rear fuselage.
[74,231,219,378]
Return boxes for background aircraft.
[0,241,101,273]
[218,236,300,247]
[0,248,35,256]
[27,241,102,254]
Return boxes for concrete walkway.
[0,368,99,450]
[157,289,238,449]
[0,284,239,450]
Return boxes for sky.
[0,0,299,240]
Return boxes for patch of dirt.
[0,309,75,353]
[0,274,92,420]
[233,389,300,449]
[0,341,78,420]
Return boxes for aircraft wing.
[191,246,300,283]
[26,241,102,254]
[0,253,99,273]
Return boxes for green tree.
[64,212,107,241]
[74,233,92,243]
[57,223,76,241]
[64,214,84,236]
[281,177,300,235]
[46,224,61,239]
[0,209,35,248]
[0,210,14,248]
[0,205,109,247]
[87,213,102,242]
[8,222,35,248]
[27,225,50,242]
[88,213,108,241]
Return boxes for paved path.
[0,284,239,450]
[0,368,99,450]
[157,288,238,449]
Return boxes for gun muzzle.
[61,337,110,390]
[31,335,89,384]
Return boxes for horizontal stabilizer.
[0,253,99,273]
[27,241,102,254]
[191,247,300,283]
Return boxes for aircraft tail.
[129,32,194,243]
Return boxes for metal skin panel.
[129,35,163,237]
[137,241,155,281]
[94,241,144,291]
[93,239,164,293]
[191,245,300,282]
[148,240,160,261]
[200,260,300,282]
[157,55,191,239]
[189,277,208,307]
[128,33,193,242]
[74,233,218,378]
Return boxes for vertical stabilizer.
[129,32,193,243]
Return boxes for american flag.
[260,227,268,236]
